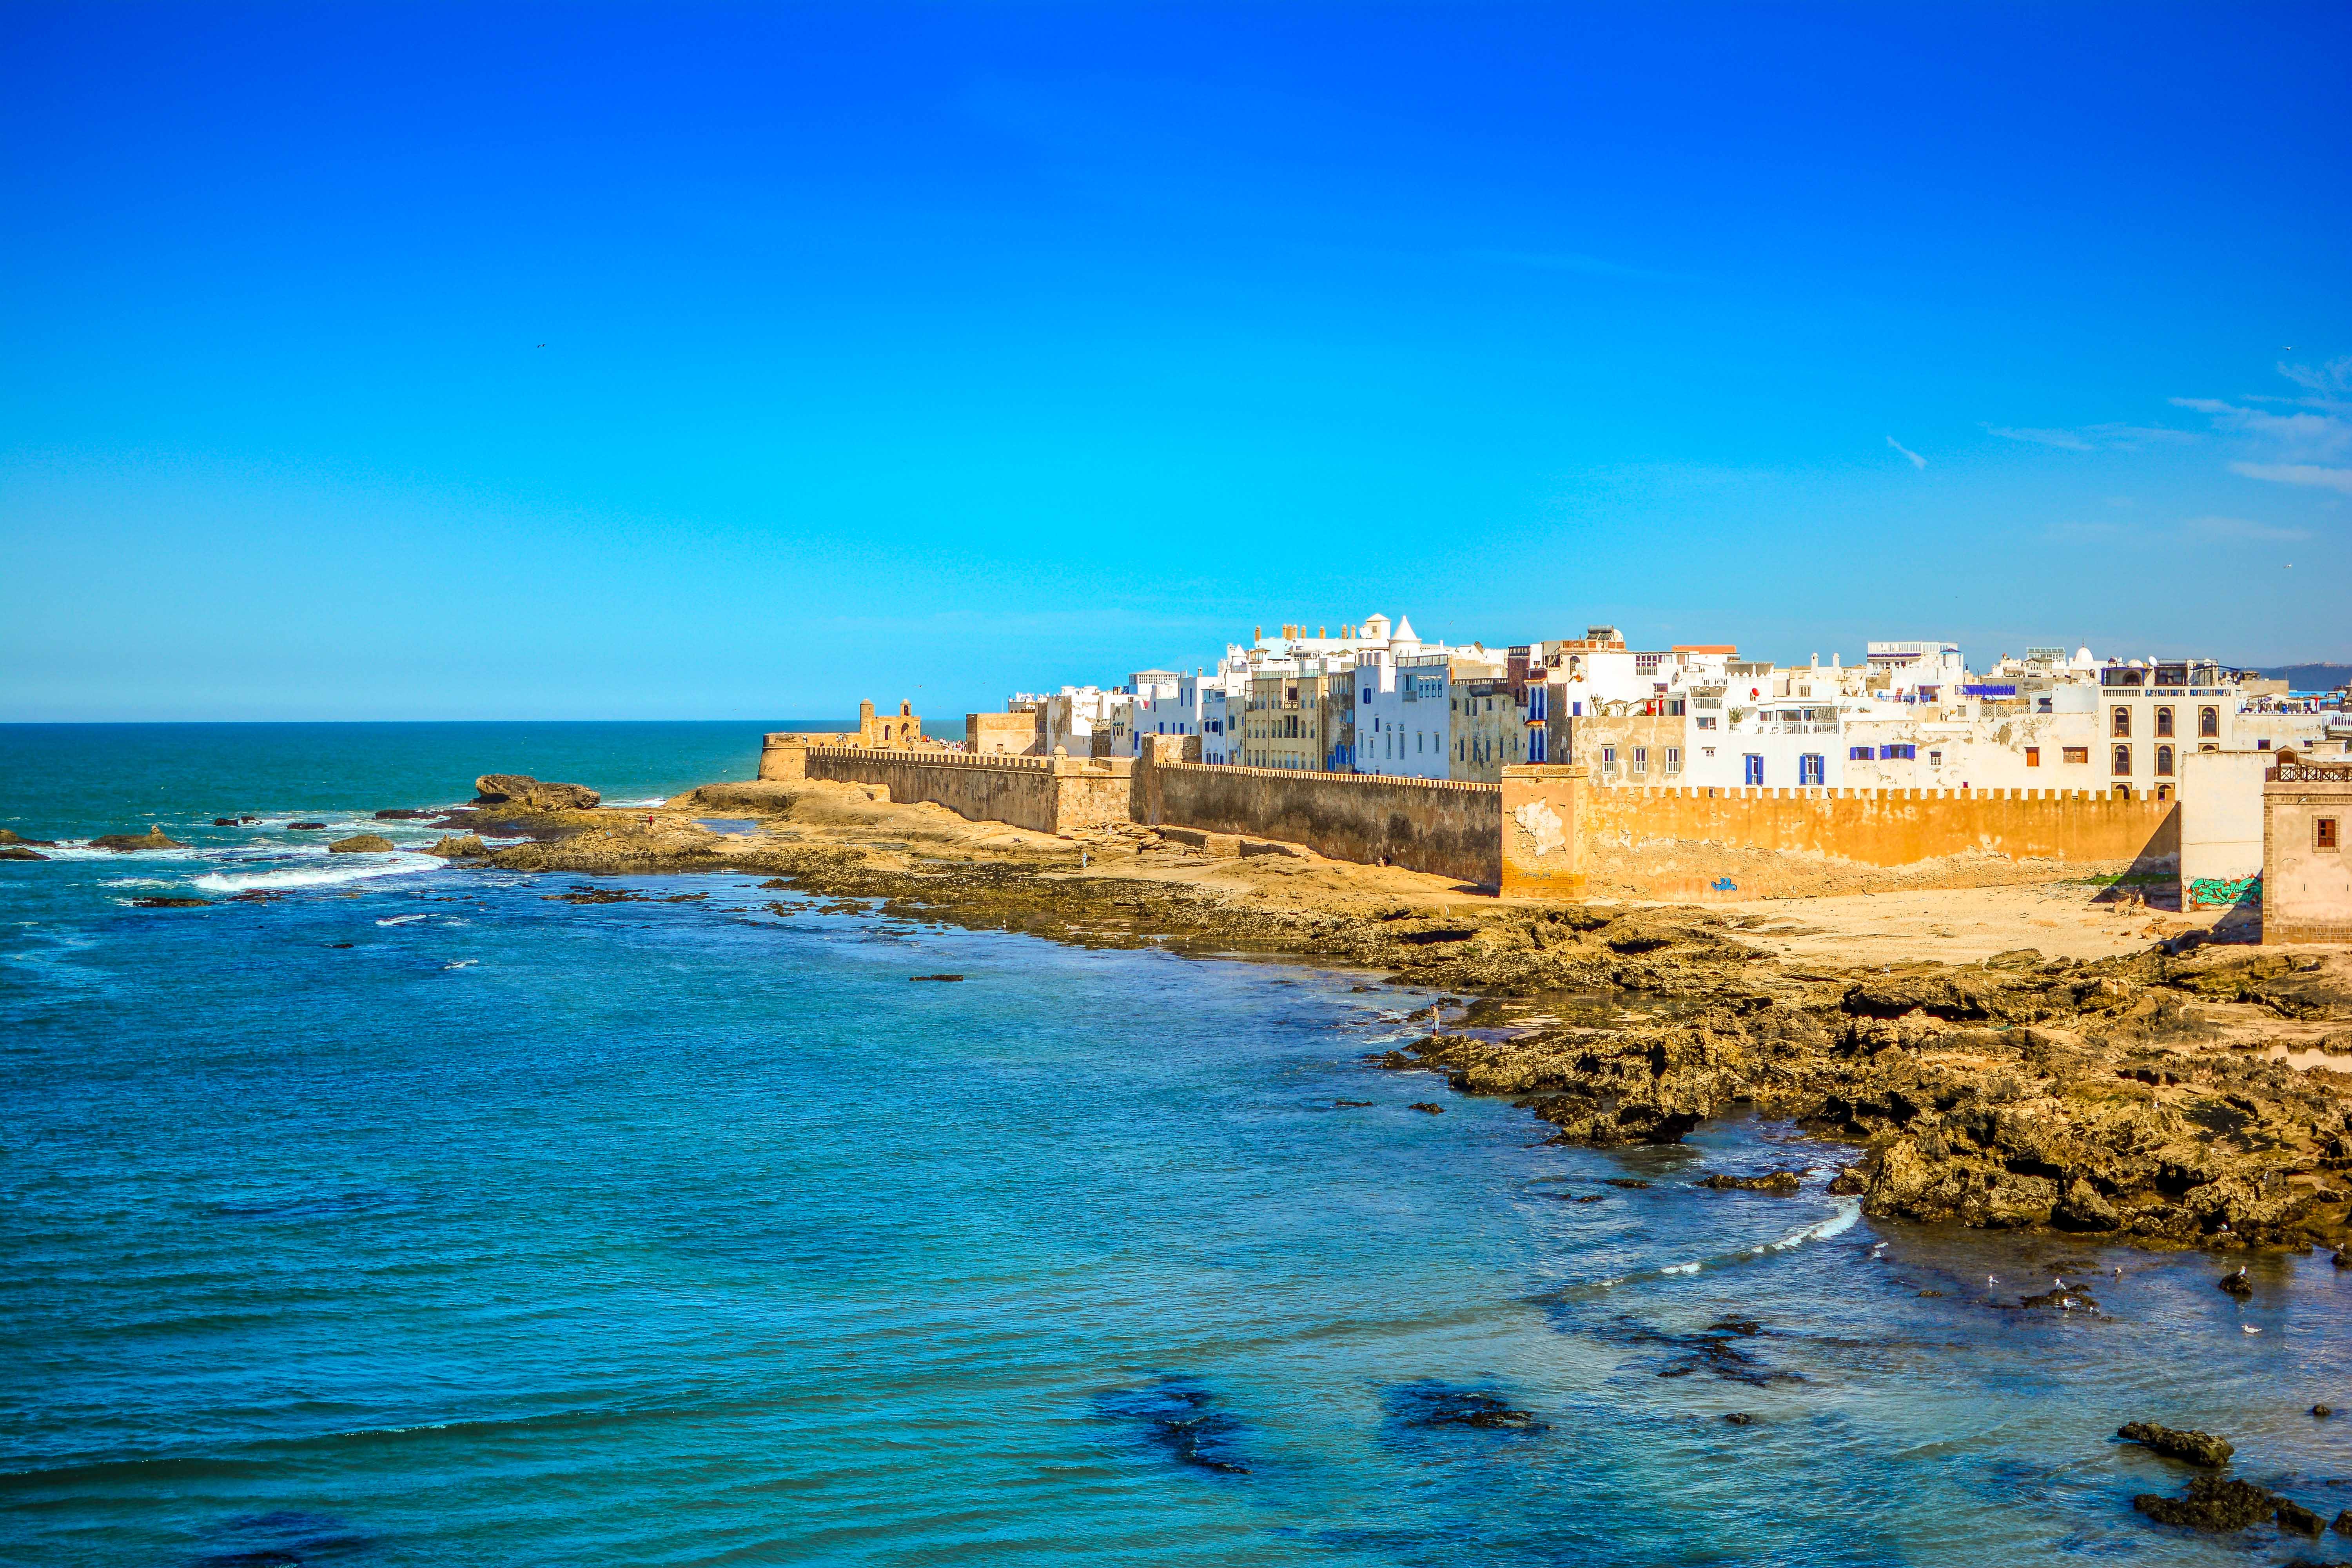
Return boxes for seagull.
[2244,1325,2262,1334]
[535,343,547,348]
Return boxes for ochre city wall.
[759,736,2181,904]
[797,745,1129,836]
[1134,753,1501,886]
[1502,766,2180,901]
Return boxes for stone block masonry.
[1132,742,1501,886]
[791,743,1131,837]
[1501,766,2181,901]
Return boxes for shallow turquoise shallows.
[2,723,2347,1567]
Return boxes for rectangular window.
[2024,747,2040,767]
[1697,715,1717,730]
[1850,746,1871,760]
[1928,750,1942,767]
[2321,818,2339,850]
[1800,754,1824,786]
[1601,746,1617,767]
[2062,746,2089,765]
[1742,754,1765,786]
[1664,747,1681,775]
[1877,743,1916,760]
[1632,746,1649,774]
[2259,739,2272,751]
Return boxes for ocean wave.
[102,878,178,889]
[40,844,206,863]
[1565,1199,1864,1295]
[192,855,441,893]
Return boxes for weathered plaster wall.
[1134,748,1500,885]
[2263,771,2352,943]
[2179,751,2269,909]
[1501,768,2178,901]
[966,711,1042,756]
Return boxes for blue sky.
[4,4,2348,721]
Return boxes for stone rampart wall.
[1135,757,1501,885]
[1502,767,2181,900]
[800,746,1129,836]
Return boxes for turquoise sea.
[4,722,2350,1566]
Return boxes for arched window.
[2155,706,2174,738]
[2112,744,2132,776]
[2111,707,2132,737]
[2200,706,2219,738]
[2156,745,2174,776]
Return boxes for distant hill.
[2259,664,2352,691]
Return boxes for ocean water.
[3,723,2350,1567]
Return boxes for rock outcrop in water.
[2119,1421,2234,1466]
[2133,1475,2279,1530]
[89,827,183,851]
[472,775,601,811]
[1381,941,2352,1252]
[424,835,488,857]
[328,834,396,853]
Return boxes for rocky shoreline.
[424,774,2352,1258]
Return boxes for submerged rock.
[2132,1475,2275,1530]
[2218,1268,2253,1299]
[287,822,328,831]
[2279,1498,2325,1536]
[1097,1379,1249,1474]
[1390,1384,1546,1431]
[374,809,433,820]
[1700,1170,1803,1193]
[472,774,601,811]
[0,846,47,860]
[1409,1102,1446,1115]
[128,897,210,908]
[89,828,183,851]
[2118,1421,2234,1466]
[328,834,396,854]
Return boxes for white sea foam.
[375,913,430,926]
[193,855,441,893]
[1571,1199,1864,1295]
[102,878,177,889]
[43,844,205,863]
